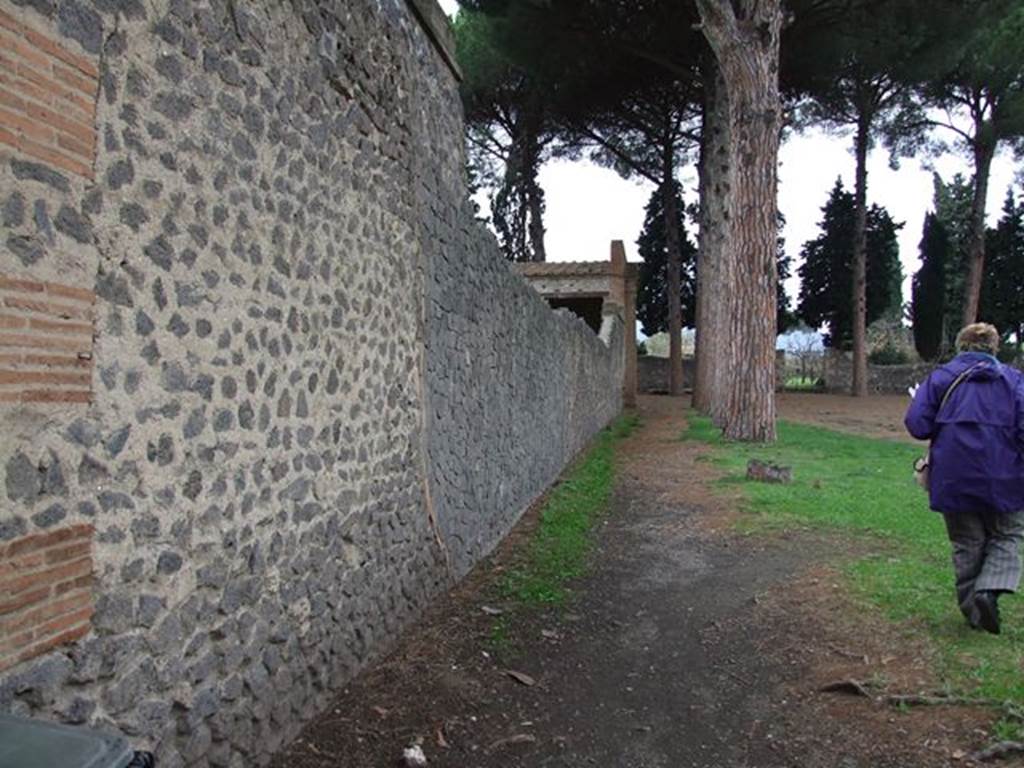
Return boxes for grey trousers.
[943,510,1024,621]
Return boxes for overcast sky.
[436,0,1019,308]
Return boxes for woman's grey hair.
[956,322,1000,354]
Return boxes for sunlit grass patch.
[502,413,639,605]
[684,413,1024,730]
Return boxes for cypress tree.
[797,179,903,349]
[911,213,948,361]
[636,182,697,337]
[981,189,1024,361]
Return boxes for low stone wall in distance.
[638,356,693,393]
[639,352,785,394]
[824,353,934,394]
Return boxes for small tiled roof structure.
[515,261,612,276]
[514,241,638,407]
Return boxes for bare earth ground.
[777,392,920,443]
[271,394,1002,768]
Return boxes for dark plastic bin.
[0,714,134,768]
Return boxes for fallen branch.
[885,694,1002,708]
[819,679,871,697]
[820,682,1011,715]
[971,741,1024,762]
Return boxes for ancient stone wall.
[822,352,935,394]
[823,354,1023,394]
[638,356,693,394]
[424,223,624,575]
[638,351,786,395]
[0,1,624,766]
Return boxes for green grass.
[501,413,639,606]
[684,414,1024,734]
[783,376,823,391]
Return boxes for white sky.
[437,0,1019,309]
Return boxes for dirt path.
[272,395,994,768]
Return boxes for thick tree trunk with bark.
[697,0,782,443]
[663,156,685,396]
[694,62,728,415]
[851,117,869,397]
[962,139,995,326]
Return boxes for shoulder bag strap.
[938,362,988,414]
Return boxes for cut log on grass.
[746,459,793,484]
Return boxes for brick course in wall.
[0,274,93,404]
[0,523,94,672]
[0,8,97,180]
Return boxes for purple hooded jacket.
[905,352,1024,514]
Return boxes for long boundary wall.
[0,2,624,766]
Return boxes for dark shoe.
[966,606,982,630]
[974,591,1001,635]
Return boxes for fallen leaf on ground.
[481,606,504,616]
[505,670,537,687]
[486,734,537,752]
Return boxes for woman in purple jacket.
[905,323,1024,635]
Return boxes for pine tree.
[455,10,554,262]
[893,0,1024,324]
[911,213,948,361]
[636,182,697,337]
[797,179,903,349]
[785,0,919,395]
[696,0,784,442]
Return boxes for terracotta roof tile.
[514,261,611,276]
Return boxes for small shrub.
[784,376,824,391]
[868,342,910,366]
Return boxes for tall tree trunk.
[694,61,727,414]
[851,116,870,397]
[526,176,546,262]
[663,158,684,396]
[693,117,709,410]
[697,0,782,443]
[962,139,995,326]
